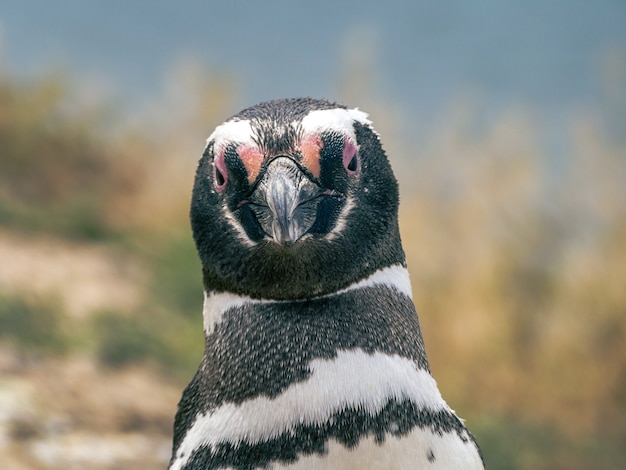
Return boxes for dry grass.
[0,62,624,468]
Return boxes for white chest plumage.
[277,428,484,470]
[171,350,483,470]
[171,348,482,470]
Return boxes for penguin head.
[191,98,405,300]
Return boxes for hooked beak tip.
[249,157,323,245]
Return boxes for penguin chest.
[170,348,482,469]
[276,427,484,470]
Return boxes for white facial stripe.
[202,264,412,334]
[206,119,255,153]
[325,196,354,241]
[300,108,373,143]
[222,206,257,248]
[208,109,373,155]
[170,349,448,470]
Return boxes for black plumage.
[169,98,484,470]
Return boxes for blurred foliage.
[90,308,202,378]
[0,293,67,355]
[149,234,204,318]
[473,416,625,470]
[0,57,625,468]
[0,72,133,239]
[90,235,204,377]
[396,104,626,467]
[92,311,166,368]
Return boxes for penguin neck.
[201,263,414,337]
[196,260,431,409]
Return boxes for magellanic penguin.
[169,98,485,469]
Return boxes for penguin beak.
[248,157,325,245]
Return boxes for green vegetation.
[92,312,166,367]
[90,235,204,376]
[0,74,124,239]
[473,416,625,470]
[0,293,67,355]
[91,306,202,377]
[0,62,624,468]
[149,234,204,319]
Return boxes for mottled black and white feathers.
[169,98,484,469]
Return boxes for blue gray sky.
[1,1,624,134]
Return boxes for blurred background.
[1,1,625,468]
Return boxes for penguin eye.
[214,166,227,189]
[214,150,229,191]
[346,153,358,172]
[343,141,360,176]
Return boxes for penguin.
[169,98,484,469]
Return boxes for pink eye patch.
[300,133,360,178]
[237,143,265,184]
[213,143,264,189]
[214,147,229,190]
[300,134,323,178]
[343,140,359,175]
